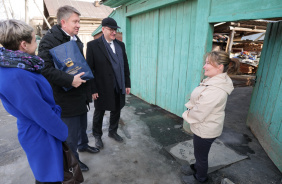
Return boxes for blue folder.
[49,41,93,91]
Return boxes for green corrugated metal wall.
[130,1,198,116]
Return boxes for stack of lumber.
[233,43,263,51]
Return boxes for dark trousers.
[92,109,121,137]
[61,113,89,160]
[92,91,121,137]
[193,134,216,182]
[35,180,61,184]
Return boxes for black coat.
[86,36,131,111]
[38,25,91,117]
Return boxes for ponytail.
[226,58,240,74]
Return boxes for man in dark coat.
[86,17,131,149]
[38,5,99,172]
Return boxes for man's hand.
[72,72,86,88]
[126,88,131,95]
[92,93,99,100]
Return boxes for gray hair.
[57,5,81,26]
[0,19,34,50]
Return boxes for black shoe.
[78,145,99,153]
[108,132,123,142]
[78,160,89,172]
[181,174,208,184]
[95,137,104,149]
[181,164,196,175]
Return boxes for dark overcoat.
[38,25,92,117]
[86,36,131,111]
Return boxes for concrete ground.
[0,80,281,184]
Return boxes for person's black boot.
[78,160,89,172]
[108,132,123,142]
[181,164,196,175]
[78,145,100,153]
[95,137,104,149]
[181,174,209,184]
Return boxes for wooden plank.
[142,13,146,99]
[177,1,197,117]
[152,10,159,104]
[246,21,282,172]
[145,12,151,103]
[133,15,139,97]
[161,6,171,109]
[275,83,282,142]
[190,0,212,87]
[268,67,282,139]
[126,0,187,17]
[140,13,146,100]
[252,23,279,120]
[232,27,266,33]
[165,4,177,112]
[208,0,282,23]
[156,6,170,109]
[247,111,282,172]
[176,1,190,116]
[228,29,235,55]
[132,16,139,97]
[103,0,141,8]
[156,7,166,108]
[130,16,138,96]
[262,22,282,129]
[170,3,184,114]
[208,9,282,23]
[125,17,132,69]
[129,9,159,105]
[247,23,272,122]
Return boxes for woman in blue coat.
[0,20,68,183]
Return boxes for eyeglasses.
[105,27,118,33]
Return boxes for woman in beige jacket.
[181,51,239,184]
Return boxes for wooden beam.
[208,9,282,23]
[228,29,235,54]
[126,0,186,17]
[231,27,266,33]
[33,0,50,29]
[225,35,230,52]
[254,32,265,41]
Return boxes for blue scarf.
[102,35,125,94]
[0,47,44,73]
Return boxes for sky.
[0,0,99,21]
[0,0,44,21]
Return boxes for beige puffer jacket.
[182,73,234,138]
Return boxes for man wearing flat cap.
[86,17,131,149]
